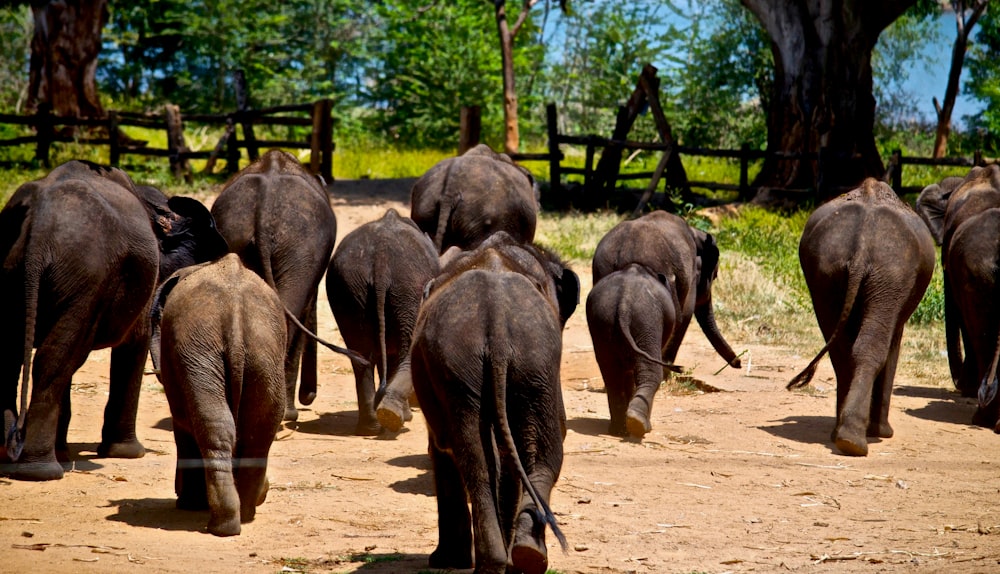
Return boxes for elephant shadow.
[105,497,208,533]
[288,410,368,437]
[565,416,615,438]
[384,453,433,497]
[295,552,430,573]
[895,386,978,426]
[758,415,844,454]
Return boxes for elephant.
[916,166,1000,396]
[211,149,337,422]
[947,208,1000,430]
[325,208,439,435]
[410,143,538,253]
[587,263,679,439]
[592,209,741,372]
[409,232,578,574]
[789,178,935,457]
[150,254,285,536]
[0,160,228,481]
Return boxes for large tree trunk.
[933,1,987,159]
[740,1,916,203]
[27,0,108,120]
[493,1,524,154]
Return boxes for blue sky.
[904,11,983,124]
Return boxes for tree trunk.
[494,1,521,154]
[27,0,108,120]
[740,0,916,203]
[933,1,988,159]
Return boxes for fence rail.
[0,99,335,182]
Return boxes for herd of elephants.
[1,143,999,573]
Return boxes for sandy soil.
[3,178,1000,574]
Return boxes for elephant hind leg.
[352,357,380,436]
[511,509,548,574]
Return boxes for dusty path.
[3,179,1000,574]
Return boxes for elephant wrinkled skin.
[790,178,935,456]
[0,160,227,481]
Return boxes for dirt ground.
[4,178,1000,574]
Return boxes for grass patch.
[535,209,623,265]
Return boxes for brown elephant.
[410,144,538,253]
[0,160,228,481]
[150,254,285,536]
[410,232,578,574]
[916,166,1000,396]
[592,210,741,371]
[325,208,439,435]
[790,178,935,456]
[211,150,336,422]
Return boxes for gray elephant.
[325,208,439,435]
[947,208,1000,429]
[150,254,285,536]
[410,143,538,253]
[0,160,228,481]
[410,232,578,574]
[211,150,336,422]
[592,210,741,371]
[587,263,678,439]
[916,166,1000,396]
[789,178,935,456]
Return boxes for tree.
[739,0,917,201]
[25,0,108,119]
[933,0,988,158]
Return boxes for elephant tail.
[432,164,462,252]
[283,305,371,368]
[487,356,568,553]
[615,294,678,371]
[787,258,865,390]
[375,280,389,392]
[7,242,43,462]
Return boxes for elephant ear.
[153,196,230,281]
[915,179,961,245]
[691,228,720,297]
[555,266,581,326]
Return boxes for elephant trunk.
[694,300,741,368]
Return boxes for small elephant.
[945,208,1000,429]
[0,160,228,481]
[325,208,440,435]
[410,143,538,253]
[151,254,286,537]
[410,232,578,574]
[916,166,1000,396]
[587,264,679,439]
[789,178,935,457]
[592,210,741,371]
[211,150,337,422]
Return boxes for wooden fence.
[0,98,335,182]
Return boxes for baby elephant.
[587,264,678,439]
[151,254,286,536]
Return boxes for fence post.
[739,143,750,201]
[890,149,902,191]
[459,105,481,155]
[34,103,53,166]
[108,111,120,167]
[546,103,561,196]
[975,149,984,166]
[233,70,259,162]
[226,114,240,174]
[309,98,333,184]
[165,104,192,181]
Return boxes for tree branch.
[510,0,540,37]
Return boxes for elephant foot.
[625,408,651,439]
[256,477,270,506]
[867,421,893,439]
[354,420,382,437]
[97,438,145,459]
[428,545,473,570]
[208,513,241,537]
[607,419,627,437]
[510,512,548,574]
[8,458,65,481]
[177,493,209,511]
[283,406,299,422]
[972,407,998,429]
[55,448,71,464]
[833,428,869,457]
[376,398,412,433]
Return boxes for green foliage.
[872,2,942,131]
[0,5,29,112]
[966,6,1000,154]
